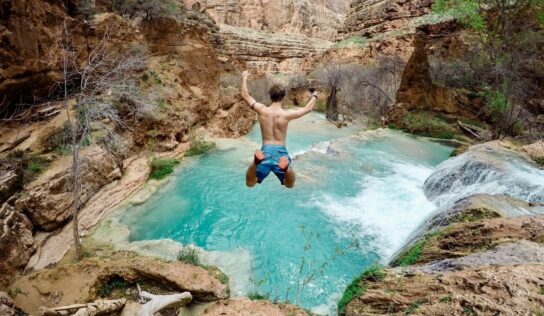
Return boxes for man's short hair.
[269,84,286,102]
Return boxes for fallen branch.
[458,120,481,139]
[137,284,192,316]
[39,299,126,316]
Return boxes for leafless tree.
[314,56,404,123]
[57,21,148,260]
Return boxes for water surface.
[120,114,453,314]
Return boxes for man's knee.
[246,180,256,187]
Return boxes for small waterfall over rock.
[423,143,544,207]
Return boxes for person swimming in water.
[241,70,318,188]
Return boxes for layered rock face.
[218,25,332,73]
[340,0,433,38]
[184,0,351,40]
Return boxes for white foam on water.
[292,140,332,158]
[314,162,437,260]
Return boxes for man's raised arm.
[285,91,318,120]
[241,70,265,113]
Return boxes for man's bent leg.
[246,162,258,187]
[284,168,295,188]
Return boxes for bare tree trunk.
[326,86,338,121]
[71,142,83,261]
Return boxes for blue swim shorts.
[256,144,292,185]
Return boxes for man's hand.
[242,70,250,80]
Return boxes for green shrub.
[149,158,179,180]
[338,265,385,314]
[177,247,200,265]
[401,112,457,139]
[185,131,215,157]
[315,99,326,113]
[248,292,269,301]
[24,155,50,184]
[97,277,129,298]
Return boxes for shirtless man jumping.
[241,70,318,188]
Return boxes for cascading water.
[424,143,544,207]
[95,113,457,315]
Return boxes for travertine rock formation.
[9,254,229,315]
[184,0,351,40]
[340,0,433,38]
[346,264,544,315]
[200,298,311,316]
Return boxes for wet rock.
[392,215,544,266]
[0,203,34,287]
[423,142,544,206]
[14,146,118,231]
[9,255,229,315]
[408,240,544,274]
[345,264,544,315]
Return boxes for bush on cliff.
[185,130,215,157]
[149,158,179,180]
[400,111,457,139]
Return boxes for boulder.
[391,215,544,266]
[0,292,18,316]
[15,146,119,231]
[0,203,34,287]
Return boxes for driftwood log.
[137,284,192,316]
[39,299,126,316]
[38,285,192,316]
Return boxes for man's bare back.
[240,70,318,188]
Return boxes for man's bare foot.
[278,156,289,171]
[254,150,265,165]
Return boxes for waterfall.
[424,143,544,208]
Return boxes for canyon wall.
[184,0,351,40]
[340,0,434,38]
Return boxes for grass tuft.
[401,111,457,139]
[393,239,426,267]
[248,292,269,300]
[148,158,180,180]
[185,130,215,157]
[338,264,385,315]
[177,247,200,265]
